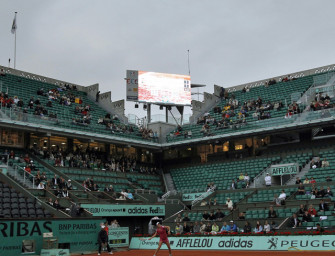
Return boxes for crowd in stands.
[172,212,278,234]
[309,93,333,111]
[32,144,159,175]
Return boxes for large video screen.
[137,71,191,105]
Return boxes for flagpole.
[14,12,17,69]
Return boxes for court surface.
[83,249,335,256]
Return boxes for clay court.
[83,249,335,256]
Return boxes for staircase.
[285,160,311,185]
[7,164,36,188]
[164,172,176,192]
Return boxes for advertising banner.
[270,163,298,176]
[0,219,102,256]
[182,193,204,201]
[81,204,165,217]
[126,70,139,101]
[109,227,129,247]
[130,235,335,251]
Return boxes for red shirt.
[157,226,168,242]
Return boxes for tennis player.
[148,222,172,256]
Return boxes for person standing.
[97,225,113,255]
[148,222,172,256]
[265,173,271,186]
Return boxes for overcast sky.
[1,0,335,119]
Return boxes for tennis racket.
[139,238,150,241]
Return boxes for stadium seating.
[0,73,152,142]
[170,156,278,191]
[167,74,318,142]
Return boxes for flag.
[11,13,17,34]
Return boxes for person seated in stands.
[319,199,329,212]
[219,221,229,232]
[62,188,69,198]
[303,177,310,184]
[244,173,250,183]
[24,165,31,174]
[295,177,302,184]
[47,198,54,207]
[263,220,271,233]
[213,198,218,205]
[227,220,237,233]
[199,222,207,234]
[209,211,216,221]
[231,179,237,190]
[215,209,225,221]
[66,179,73,190]
[193,222,200,233]
[127,190,134,200]
[202,211,210,221]
[46,100,52,107]
[242,221,251,233]
[273,194,281,206]
[58,177,66,189]
[226,198,233,211]
[301,210,312,223]
[285,110,293,119]
[37,182,45,189]
[322,158,330,168]
[298,204,307,217]
[316,223,325,233]
[324,186,333,197]
[182,222,190,234]
[289,213,301,228]
[53,199,61,210]
[174,213,182,223]
[268,206,277,218]
[278,190,287,202]
[254,221,263,233]
[308,204,317,217]
[238,172,245,181]
[310,177,316,184]
[325,176,333,182]
[211,222,219,234]
[297,183,305,195]
[182,213,190,222]
[315,157,322,168]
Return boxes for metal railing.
[13,164,35,188]
[191,186,216,206]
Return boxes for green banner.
[0,219,102,256]
[270,163,298,176]
[108,227,129,247]
[81,204,165,217]
[182,193,204,201]
[130,235,335,251]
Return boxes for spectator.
[298,204,307,217]
[273,194,281,206]
[200,200,207,206]
[46,198,53,207]
[254,221,263,233]
[110,219,120,228]
[199,222,206,234]
[174,213,182,223]
[316,223,325,233]
[243,221,252,233]
[37,182,45,189]
[175,223,183,234]
[244,173,250,183]
[209,212,216,221]
[231,179,237,189]
[290,213,301,228]
[270,221,277,231]
[319,199,329,212]
[193,222,200,233]
[278,190,287,204]
[229,220,237,233]
[310,177,316,184]
[54,199,61,210]
[264,220,271,233]
[322,158,330,168]
[326,176,333,182]
[205,223,212,233]
[202,211,210,221]
[295,177,302,184]
[182,213,190,222]
[66,179,73,190]
[182,222,190,234]
[302,211,312,223]
[303,177,310,184]
[238,173,245,181]
[215,209,225,221]
[325,186,333,197]
[226,198,233,211]
[265,173,271,186]
[220,221,230,232]
[308,205,317,217]
[211,222,220,234]
[268,206,277,218]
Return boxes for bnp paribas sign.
[81,204,165,217]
